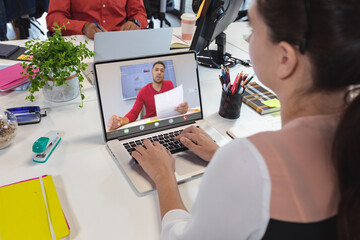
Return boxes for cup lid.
[181,13,196,21]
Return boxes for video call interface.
[120,60,177,100]
[95,52,202,140]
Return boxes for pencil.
[243,75,254,87]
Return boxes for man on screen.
[108,61,188,131]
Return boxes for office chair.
[1,0,48,40]
[13,17,45,39]
[143,0,175,28]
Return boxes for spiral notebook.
[242,82,281,115]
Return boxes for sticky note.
[17,54,26,60]
[261,99,281,108]
[17,54,33,60]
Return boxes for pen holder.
[218,90,244,119]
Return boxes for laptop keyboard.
[122,130,188,157]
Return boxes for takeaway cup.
[181,13,196,41]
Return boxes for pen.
[238,59,252,67]
[93,20,104,32]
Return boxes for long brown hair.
[256,0,360,239]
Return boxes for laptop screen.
[94,51,203,141]
[120,60,177,100]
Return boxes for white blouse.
[161,138,271,240]
[161,114,340,239]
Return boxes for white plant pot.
[42,74,79,102]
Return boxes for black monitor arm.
[235,10,248,21]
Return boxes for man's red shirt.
[125,81,174,122]
[46,0,148,35]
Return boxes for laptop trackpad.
[174,151,207,176]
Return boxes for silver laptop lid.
[94,28,172,62]
[94,51,203,142]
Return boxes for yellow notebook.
[0,175,70,240]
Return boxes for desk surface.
[0,22,280,239]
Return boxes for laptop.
[83,28,173,85]
[94,28,172,62]
[94,51,229,195]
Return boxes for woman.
[132,0,360,239]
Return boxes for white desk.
[0,22,280,239]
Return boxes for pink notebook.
[0,63,33,92]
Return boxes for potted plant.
[21,23,94,107]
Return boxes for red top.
[46,0,148,35]
[125,81,174,122]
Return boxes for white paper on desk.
[227,116,281,139]
[155,85,183,119]
[224,22,251,53]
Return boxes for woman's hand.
[174,126,219,162]
[132,139,175,185]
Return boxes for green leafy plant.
[21,22,94,107]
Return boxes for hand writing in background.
[175,102,188,114]
[174,126,219,162]
[82,22,107,39]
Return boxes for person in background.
[108,61,188,130]
[46,0,148,39]
[131,0,360,239]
